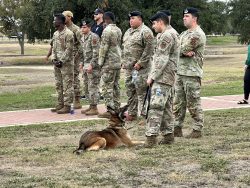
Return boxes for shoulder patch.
[190,37,199,46]
[92,37,97,45]
[144,31,154,40]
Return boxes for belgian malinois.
[73,105,144,154]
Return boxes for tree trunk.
[17,33,25,55]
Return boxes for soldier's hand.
[184,51,195,57]
[147,78,153,86]
[134,63,142,71]
[87,64,93,74]
[45,56,49,64]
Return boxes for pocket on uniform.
[102,70,113,83]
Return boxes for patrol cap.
[104,11,115,22]
[150,12,169,24]
[62,11,74,18]
[128,11,143,19]
[94,8,104,15]
[158,10,171,16]
[80,19,92,27]
[183,7,199,17]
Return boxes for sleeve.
[149,35,172,81]
[51,34,56,60]
[98,29,110,67]
[180,33,202,55]
[90,35,100,68]
[137,30,154,68]
[59,32,74,64]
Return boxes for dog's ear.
[118,105,128,121]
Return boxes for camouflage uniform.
[145,29,180,137]
[173,26,206,131]
[122,23,154,117]
[51,27,74,107]
[67,23,82,100]
[99,24,122,111]
[80,31,100,106]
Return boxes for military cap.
[80,19,92,27]
[94,8,104,14]
[158,10,172,16]
[104,11,115,21]
[62,11,74,18]
[183,7,199,17]
[128,11,143,19]
[149,12,168,23]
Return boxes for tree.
[229,0,250,44]
[0,0,29,55]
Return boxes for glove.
[53,60,62,68]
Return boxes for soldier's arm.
[180,33,202,55]
[90,35,100,68]
[149,35,173,81]
[60,32,74,63]
[51,35,56,61]
[137,30,154,68]
[75,29,83,55]
[98,30,110,67]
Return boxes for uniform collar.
[130,23,144,33]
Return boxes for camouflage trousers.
[125,68,148,117]
[73,56,81,99]
[101,69,121,111]
[145,83,174,137]
[54,63,74,107]
[82,71,89,98]
[86,69,100,105]
[173,75,204,131]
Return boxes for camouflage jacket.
[80,31,100,69]
[51,27,74,65]
[177,26,206,78]
[122,23,154,70]
[149,28,180,86]
[67,22,82,56]
[98,24,122,70]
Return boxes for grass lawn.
[206,36,238,46]
[0,109,249,187]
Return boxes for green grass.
[0,86,55,111]
[207,36,238,45]
[0,109,249,187]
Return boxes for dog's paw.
[73,149,84,155]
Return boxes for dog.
[73,105,144,154]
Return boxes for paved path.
[0,95,249,128]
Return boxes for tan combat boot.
[85,105,99,116]
[159,133,174,145]
[174,127,183,137]
[51,104,64,113]
[57,106,70,114]
[97,111,112,119]
[186,130,202,138]
[74,97,82,109]
[81,106,91,114]
[144,136,158,148]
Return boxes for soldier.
[50,14,74,114]
[79,20,100,115]
[173,8,206,138]
[122,11,154,121]
[144,12,180,147]
[158,10,179,37]
[62,11,82,109]
[97,12,122,118]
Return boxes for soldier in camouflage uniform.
[98,12,122,118]
[144,12,180,147]
[173,8,206,138]
[50,14,74,114]
[122,11,154,121]
[79,20,100,116]
[63,11,83,109]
